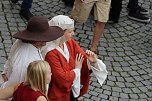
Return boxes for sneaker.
[127,5,149,15]
[128,11,150,23]
[10,0,18,3]
[19,9,33,21]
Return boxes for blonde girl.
[0,60,52,101]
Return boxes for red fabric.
[13,83,46,101]
[45,38,91,101]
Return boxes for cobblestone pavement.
[0,0,152,100]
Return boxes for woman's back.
[13,83,46,101]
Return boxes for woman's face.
[46,65,52,84]
[64,28,74,41]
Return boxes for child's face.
[46,65,52,84]
[64,28,74,41]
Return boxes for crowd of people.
[0,15,107,101]
[0,0,150,101]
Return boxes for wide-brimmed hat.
[13,16,64,42]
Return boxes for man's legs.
[90,0,111,52]
[20,0,33,20]
[109,0,122,23]
[10,0,33,20]
[127,0,150,23]
[90,21,105,52]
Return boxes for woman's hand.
[86,50,97,63]
[2,73,8,82]
[75,53,84,69]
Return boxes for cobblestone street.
[0,0,152,101]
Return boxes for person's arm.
[45,52,75,89]
[72,53,84,97]
[86,50,108,86]
[36,96,47,101]
[0,84,19,100]
[1,60,10,82]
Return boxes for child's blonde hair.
[26,60,50,95]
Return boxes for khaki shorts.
[71,0,111,23]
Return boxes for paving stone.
[129,94,139,99]
[125,77,135,82]
[109,96,119,101]
[133,82,144,87]
[132,88,141,93]
[112,87,122,93]
[103,90,111,96]
[146,92,152,98]
[90,96,101,101]
[83,93,91,99]
[117,52,126,56]
[88,85,95,91]
[138,93,148,98]
[119,93,129,98]
[125,82,135,87]
[0,0,152,101]
[108,52,117,57]
[115,82,125,87]
[108,76,117,82]
[141,75,152,80]
[98,94,109,100]
[91,82,100,88]
[84,98,93,101]
[100,99,109,101]
[112,62,121,67]
[118,98,129,101]
[94,88,103,93]
[105,57,114,61]
[89,91,99,96]
[112,92,119,97]
[138,87,149,92]
[116,76,125,82]
[137,69,147,75]
[120,72,130,77]
[113,56,124,62]
[133,76,144,81]
[128,61,137,66]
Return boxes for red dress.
[13,83,46,101]
[45,38,91,101]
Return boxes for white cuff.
[87,59,108,86]
[72,68,81,97]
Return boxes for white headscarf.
[41,15,74,58]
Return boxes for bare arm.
[36,96,47,101]
[0,84,18,100]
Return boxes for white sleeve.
[87,59,108,86]
[72,68,81,97]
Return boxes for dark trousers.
[21,0,33,10]
[62,0,74,6]
[109,0,122,22]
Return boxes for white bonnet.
[48,15,74,30]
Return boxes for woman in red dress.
[43,15,108,101]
